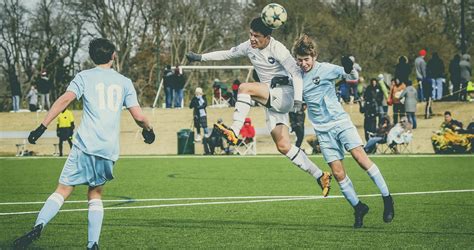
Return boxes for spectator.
[377,74,390,119]
[289,103,307,147]
[37,71,52,111]
[362,78,383,141]
[204,118,229,155]
[467,80,474,102]
[449,54,462,100]
[26,85,39,112]
[239,117,256,144]
[56,108,75,156]
[10,75,21,112]
[347,55,361,102]
[387,116,413,154]
[394,56,411,85]
[389,79,406,124]
[426,52,445,101]
[163,65,174,108]
[399,80,418,129]
[459,54,472,101]
[172,65,185,108]
[440,111,463,132]
[415,49,427,101]
[231,79,241,107]
[189,87,208,142]
[364,116,391,154]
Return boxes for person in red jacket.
[239,117,255,144]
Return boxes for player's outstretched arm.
[128,106,155,144]
[28,91,76,144]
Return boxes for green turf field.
[1,155,473,248]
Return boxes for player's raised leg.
[350,146,394,222]
[215,82,269,145]
[87,185,104,249]
[271,124,331,196]
[329,160,369,228]
[13,184,74,248]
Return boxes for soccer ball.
[261,3,287,29]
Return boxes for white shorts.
[265,85,294,131]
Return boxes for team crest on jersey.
[312,76,320,85]
[267,57,276,64]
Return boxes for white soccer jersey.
[201,37,303,101]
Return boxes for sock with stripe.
[285,145,323,179]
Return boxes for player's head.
[293,34,318,72]
[249,17,272,49]
[444,111,452,122]
[89,38,116,65]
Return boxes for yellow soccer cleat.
[214,123,239,145]
[317,172,332,197]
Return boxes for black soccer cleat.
[353,202,369,229]
[13,223,43,249]
[383,195,395,223]
[87,242,99,250]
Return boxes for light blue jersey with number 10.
[67,67,139,161]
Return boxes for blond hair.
[292,34,318,57]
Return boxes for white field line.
[0,154,473,160]
[1,189,473,216]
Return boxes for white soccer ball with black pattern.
[261,3,287,29]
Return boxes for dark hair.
[250,17,272,37]
[89,38,116,65]
[444,111,451,116]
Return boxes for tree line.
[1,0,472,110]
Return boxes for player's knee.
[276,141,291,155]
[237,83,251,94]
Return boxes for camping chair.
[235,137,257,155]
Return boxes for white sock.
[35,192,64,227]
[285,145,323,179]
[87,199,104,248]
[367,164,390,197]
[338,175,360,206]
[230,94,251,133]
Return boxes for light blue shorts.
[316,122,363,163]
[59,146,115,187]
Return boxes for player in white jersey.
[13,38,155,249]
[186,17,331,196]
[292,35,394,228]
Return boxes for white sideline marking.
[0,196,314,205]
[0,154,473,160]
[0,189,473,216]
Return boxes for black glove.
[341,56,353,74]
[186,52,202,62]
[28,124,47,144]
[292,100,304,113]
[142,128,155,144]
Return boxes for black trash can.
[177,129,195,155]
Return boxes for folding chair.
[211,88,230,108]
[235,137,257,155]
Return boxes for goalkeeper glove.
[142,128,155,144]
[341,56,354,74]
[28,124,47,144]
[186,52,202,62]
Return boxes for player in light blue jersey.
[292,35,394,228]
[14,38,155,249]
